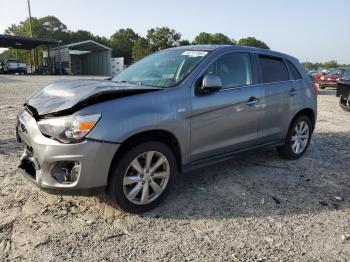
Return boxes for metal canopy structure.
[63,40,112,52]
[44,40,112,75]
[0,34,58,49]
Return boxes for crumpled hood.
[26,79,161,116]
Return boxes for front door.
[190,52,263,161]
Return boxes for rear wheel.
[277,115,312,159]
[107,141,177,213]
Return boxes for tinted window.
[204,53,252,88]
[259,56,289,83]
[329,69,345,76]
[343,70,350,80]
[286,60,302,80]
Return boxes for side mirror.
[201,74,222,93]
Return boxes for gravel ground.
[0,75,350,261]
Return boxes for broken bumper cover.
[17,110,119,196]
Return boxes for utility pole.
[27,0,33,37]
[27,0,35,73]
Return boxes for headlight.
[320,76,325,80]
[37,114,101,143]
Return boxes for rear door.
[256,55,295,142]
[190,52,263,161]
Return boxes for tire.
[319,84,325,89]
[277,115,312,160]
[340,96,350,112]
[107,141,177,213]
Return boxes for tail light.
[312,82,318,94]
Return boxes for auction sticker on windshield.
[182,51,208,57]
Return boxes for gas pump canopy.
[0,34,59,49]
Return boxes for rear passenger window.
[259,55,289,83]
[205,53,252,88]
[286,60,302,80]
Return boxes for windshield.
[112,50,209,88]
[329,69,345,76]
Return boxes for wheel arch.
[290,108,316,132]
[107,129,183,185]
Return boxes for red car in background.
[314,70,328,83]
[318,68,347,89]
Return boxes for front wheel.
[277,115,312,160]
[107,141,177,213]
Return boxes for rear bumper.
[319,81,337,87]
[7,68,27,73]
[17,110,119,196]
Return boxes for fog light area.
[51,161,81,184]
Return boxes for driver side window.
[205,53,252,89]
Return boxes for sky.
[1,0,350,63]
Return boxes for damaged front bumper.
[16,110,119,196]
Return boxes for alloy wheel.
[123,151,170,205]
[291,120,310,154]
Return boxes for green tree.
[38,16,68,41]
[193,32,235,45]
[132,37,151,61]
[211,33,235,45]
[5,16,69,41]
[238,37,269,49]
[110,28,139,64]
[194,32,213,44]
[146,27,181,52]
[3,16,110,65]
[323,60,338,69]
[178,39,191,46]
[301,62,316,69]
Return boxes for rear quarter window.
[259,55,289,83]
[286,60,302,80]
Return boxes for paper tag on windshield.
[182,51,208,57]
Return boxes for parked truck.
[2,59,27,74]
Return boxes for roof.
[61,40,112,52]
[166,44,297,61]
[167,45,232,51]
[0,34,58,49]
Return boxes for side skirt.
[182,140,285,173]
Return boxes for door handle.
[246,97,259,106]
[288,88,297,95]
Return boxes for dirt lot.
[0,75,349,261]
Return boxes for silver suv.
[17,45,317,213]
